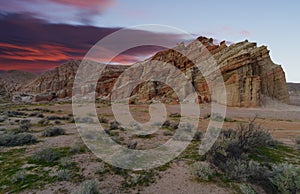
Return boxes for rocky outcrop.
[123,37,289,107]
[18,37,289,107]
[22,60,129,102]
[0,70,37,100]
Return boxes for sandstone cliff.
[18,37,289,107]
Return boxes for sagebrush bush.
[73,179,99,194]
[47,115,69,121]
[190,161,215,181]
[75,117,94,123]
[109,120,120,130]
[11,169,26,183]
[269,163,300,194]
[29,148,61,164]
[7,111,27,117]
[60,157,72,168]
[38,119,49,125]
[20,122,31,131]
[206,118,274,164]
[29,112,44,118]
[194,131,202,141]
[70,140,86,153]
[57,169,71,181]
[163,130,173,136]
[98,117,108,123]
[42,127,66,137]
[0,132,37,146]
[239,184,257,194]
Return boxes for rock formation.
[16,36,289,107]
[0,70,37,101]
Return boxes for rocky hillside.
[0,70,37,98]
[17,36,289,107]
[21,60,129,102]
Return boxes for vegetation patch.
[0,132,37,146]
[42,126,66,137]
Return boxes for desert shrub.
[29,112,44,118]
[206,118,274,164]
[29,148,61,164]
[94,163,107,175]
[239,184,257,194]
[0,115,7,122]
[123,172,154,187]
[38,118,49,125]
[32,108,54,113]
[9,127,29,134]
[54,120,62,124]
[70,140,86,153]
[163,130,173,136]
[47,115,69,121]
[162,120,171,128]
[11,169,26,183]
[109,120,120,130]
[42,127,66,137]
[224,158,248,180]
[169,122,179,129]
[60,157,72,168]
[74,179,99,194]
[160,120,179,130]
[269,163,300,194]
[7,111,27,117]
[75,117,94,123]
[194,131,202,141]
[127,141,138,149]
[98,117,108,123]
[169,113,181,117]
[20,120,31,131]
[0,132,37,146]
[57,169,71,181]
[235,120,275,151]
[190,161,215,181]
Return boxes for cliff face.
[124,37,289,107]
[19,37,289,107]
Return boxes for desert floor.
[0,99,299,193]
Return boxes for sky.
[0,0,299,82]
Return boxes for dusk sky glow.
[0,0,299,82]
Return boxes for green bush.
[0,132,37,146]
[73,179,99,194]
[42,127,66,137]
[269,163,300,194]
[29,148,61,164]
[239,184,257,194]
[190,161,215,181]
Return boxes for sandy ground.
[0,98,299,193]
